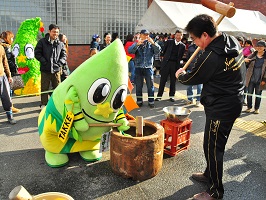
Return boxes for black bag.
[10,74,24,90]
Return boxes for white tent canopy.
[135,0,266,39]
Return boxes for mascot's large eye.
[12,44,20,58]
[25,44,34,59]
[111,85,127,111]
[88,78,111,105]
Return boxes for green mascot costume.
[12,17,43,95]
[38,39,130,167]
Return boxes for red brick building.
[68,0,266,71]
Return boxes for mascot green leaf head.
[53,39,128,123]
[12,17,43,95]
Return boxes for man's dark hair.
[103,32,111,38]
[159,34,165,39]
[185,14,217,38]
[175,29,183,34]
[49,24,60,31]
[244,40,253,46]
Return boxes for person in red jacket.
[124,34,136,84]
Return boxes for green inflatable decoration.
[12,17,43,95]
[38,39,130,167]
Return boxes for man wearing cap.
[90,34,101,51]
[156,29,186,102]
[128,29,161,108]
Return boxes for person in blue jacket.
[128,29,161,108]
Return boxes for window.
[0,0,148,44]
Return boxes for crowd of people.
[1,23,265,125]
[1,13,266,199]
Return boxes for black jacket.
[177,33,246,120]
[35,33,66,73]
[161,39,186,69]
[1,42,18,76]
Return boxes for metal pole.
[55,0,58,24]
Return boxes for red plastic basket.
[160,119,192,156]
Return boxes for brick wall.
[68,45,90,71]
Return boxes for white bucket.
[33,192,74,200]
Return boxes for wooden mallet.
[181,0,236,71]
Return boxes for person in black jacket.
[35,24,66,109]
[155,29,185,102]
[176,14,246,200]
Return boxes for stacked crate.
[160,118,192,156]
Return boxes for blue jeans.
[247,81,262,110]
[187,84,202,101]
[135,68,154,104]
[128,60,135,83]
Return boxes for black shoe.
[137,103,143,107]
[155,98,161,101]
[149,104,155,108]
[169,98,175,102]
[192,173,208,183]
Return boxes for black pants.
[0,75,12,111]
[157,61,178,98]
[203,117,236,199]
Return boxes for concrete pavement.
[0,79,266,200]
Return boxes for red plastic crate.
[160,119,192,156]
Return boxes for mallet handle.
[182,2,234,70]
[201,0,236,18]
[89,121,144,127]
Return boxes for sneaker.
[245,108,252,113]
[186,100,192,105]
[8,118,17,125]
[155,98,161,101]
[195,101,200,107]
[12,106,20,113]
[169,98,175,102]
[137,102,143,107]
[149,103,155,108]
[40,105,46,110]
[254,109,259,114]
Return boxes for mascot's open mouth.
[18,67,30,74]
[82,109,113,123]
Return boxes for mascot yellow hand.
[114,109,130,132]
[65,86,89,132]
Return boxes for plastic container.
[160,118,192,156]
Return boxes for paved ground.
[0,78,266,200]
